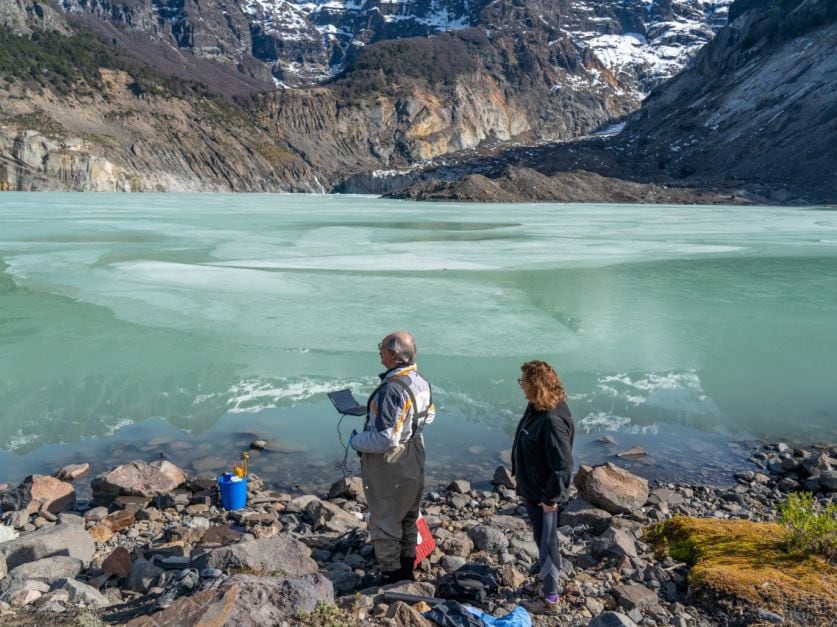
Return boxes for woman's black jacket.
[511,401,574,506]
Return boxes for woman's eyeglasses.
[517,378,525,386]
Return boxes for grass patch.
[647,516,837,621]
[779,492,837,561]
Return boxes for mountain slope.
[383,0,837,204]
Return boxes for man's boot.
[380,569,403,586]
[399,556,416,581]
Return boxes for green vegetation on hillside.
[332,30,490,100]
[0,26,214,100]
[0,28,113,94]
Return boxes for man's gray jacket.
[350,364,435,454]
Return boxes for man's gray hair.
[382,331,416,364]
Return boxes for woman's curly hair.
[520,360,567,411]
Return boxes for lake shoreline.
[0,441,834,625]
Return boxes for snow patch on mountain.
[567,0,732,99]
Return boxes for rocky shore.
[0,442,834,626]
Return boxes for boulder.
[102,547,132,578]
[574,463,649,515]
[91,460,187,504]
[190,535,318,576]
[55,463,91,482]
[559,499,613,534]
[589,611,639,627]
[327,476,364,502]
[819,470,837,491]
[439,532,474,558]
[486,515,528,532]
[49,578,109,608]
[103,509,135,532]
[126,559,164,593]
[386,600,433,626]
[447,480,471,494]
[492,466,516,489]
[3,556,82,589]
[302,498,362,534]
[612,583,660,611]
[198,525,243,547]
[592,528,638,559]
[0,520,95,569]
[0,475,75,514]
[125,573,333,626]
[468,525,509,552]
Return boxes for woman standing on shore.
[511,360,575,614]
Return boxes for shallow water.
[1,194,835,492]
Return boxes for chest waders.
[361,375,432,579]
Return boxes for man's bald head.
[380,331,416,365]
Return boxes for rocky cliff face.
[1,0,69,34]
[9,0,822,200]
[376,0,837,204]
[614,0,837,203]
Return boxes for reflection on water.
[1,195,836,489]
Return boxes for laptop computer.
[327,389,367,416]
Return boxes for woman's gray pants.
[361,436,425,572]
[524,499,562,596]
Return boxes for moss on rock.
[647,516,837,623]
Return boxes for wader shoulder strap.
[365,381,387,430]
[390,377,432,442]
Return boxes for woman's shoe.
[523,593,559,615]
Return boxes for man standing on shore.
[349,331,435,584]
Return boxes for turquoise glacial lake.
[1,194,836,495]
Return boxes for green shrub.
[778,492,837,562]
[294,601,357,626]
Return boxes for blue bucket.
[217,473,248,510]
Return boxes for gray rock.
[560,499,612,534]
[589,611,639,627]
[37,601,68,614]
[55,463,91,481]
[4,511,29,529]
[613,583,659,611]
[492,466,516,489]
[91,460,187,504]
[125,574,333,626]
[49,578,109,608]
[756,607,785,623]
[126,559,165,593]
[593,528,638,559]
[440,555,467,571]
[327,476,364,501]
[801,453,832,477]
[325,568,361,595]
[0,521,95,569]
[4,556,82,588]
[439,532,474,558]
[468,525,509,552]
[819,470,837,491]
[574,463,649,515]
[486,515,528,532]
[448,493,471,510]
[303,498,361,534]
[447,480,471,494]
[190,535,318,576]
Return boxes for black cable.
[335,412,353,478]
